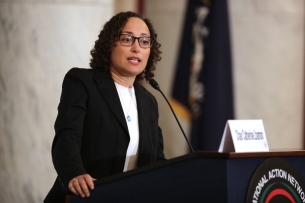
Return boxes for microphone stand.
[149,79,195,153]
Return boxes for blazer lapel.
[93,70,153,157]
[93,69,128,133]
[134,83,152,154]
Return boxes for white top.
[114,82,139,171]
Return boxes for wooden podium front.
[66,151,305,203]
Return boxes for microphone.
[149,79,194,153]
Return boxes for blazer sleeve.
[157,126,166,161]
[51,68,88,189]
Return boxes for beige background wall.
[229,0,304,150]
[0,0,304,202]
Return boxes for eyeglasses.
[118,34,154,48]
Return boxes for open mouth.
[128,57,141,62]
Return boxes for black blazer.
[44,68,165,203]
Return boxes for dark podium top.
[66,150,305,203]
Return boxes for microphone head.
[149,79,160,90]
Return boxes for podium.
[66,151,305,203]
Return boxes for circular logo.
[246,158,305,203]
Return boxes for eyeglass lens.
[119,34,152,48]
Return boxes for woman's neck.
[110,69,135,88]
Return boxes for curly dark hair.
[90,11,162,81]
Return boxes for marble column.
[0,0,113,202]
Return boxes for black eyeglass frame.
[117,34,155,48]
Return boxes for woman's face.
[110,17,151,78]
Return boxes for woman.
[44,11,165,203]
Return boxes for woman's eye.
[142,40,149,45]
[121,36,132,42]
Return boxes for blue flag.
[170,0,234,151]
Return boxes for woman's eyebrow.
[121,31,149,36]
